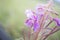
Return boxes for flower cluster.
[24,0,60,40]
[25,4,48,31]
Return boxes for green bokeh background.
[0,0,60,40]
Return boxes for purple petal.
[53,18,60,26]
[25,9,34,18]
[35,4,45,15]
[33,21,40,32]
[25,19,33,27]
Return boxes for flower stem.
[45,20,53,28]
[42,26,60,40]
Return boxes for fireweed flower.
[35,4,46,19]
[25,9,33,19]
[35,4,45,15]
[25,9,40,32]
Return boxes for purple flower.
[53,18,60,26]
[25,9,34,19]
[25,5,46,32]
[25,3,53,32]
[35,4,45,17]
[25,9,39,31]
[25,18,33,27]
[24,0,60,40]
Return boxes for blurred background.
[0,0,60,40]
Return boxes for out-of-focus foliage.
[0,0,60,40]
[0,0,38,40]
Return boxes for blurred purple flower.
[35,4,45,17]
[53,18,60,26]
[25,3,54,32]
[25,10,39,31]
[24,0,60,40]
[25,18,33,27]
[25,9,34,19]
